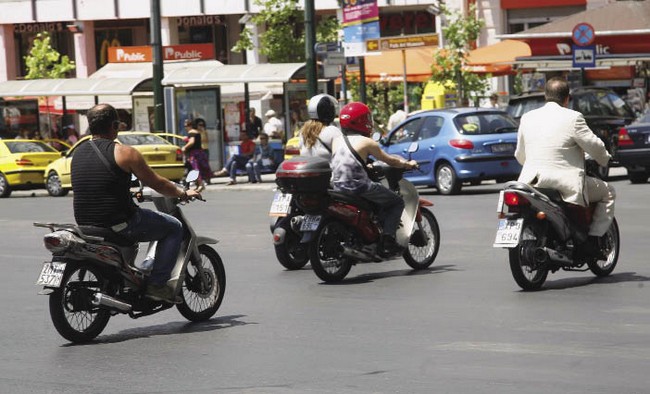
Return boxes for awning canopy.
[356,48,434,82]
[162,63,306,85]
[0,77,149,97]
[513,53,650,71]
[465,40,531,75]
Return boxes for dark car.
[615,109,650,183]
[380,108,521,195]
[507,87,636,178]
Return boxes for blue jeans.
[245,159,263,182]
[362,182,405,237]
[117,208,183,285]
[225,155,250,180]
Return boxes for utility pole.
[305,0,317,97]
[150,0,164,131]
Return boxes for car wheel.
[0,173,12,198]
[628,170,649,184]
[436,163,461,195]
[46,172,69,197]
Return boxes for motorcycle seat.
[77,225,136,247]
[328,190,376,212]
[535,187,564,204]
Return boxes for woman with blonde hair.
[299,93,341,159]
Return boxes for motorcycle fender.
[272,227,287,245]
[196,235,219,245]
[418,198,434,207]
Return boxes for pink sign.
[342,0,379,26]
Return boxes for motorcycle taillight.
[44,231,79,253]
[503,191,529,207]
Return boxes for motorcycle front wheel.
[49,262,111,343]
[404,208,440,269]
[177,245,226,321]
[508,224,548,291]
[309,219,352,283]
[588,217,620,277]
[273,219,309,270]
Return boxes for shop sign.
[108,44,214,63]
[176,15,224,27]
[14,22,69,34]
[526,35,650,56]
[366,33,439,52]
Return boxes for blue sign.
[572,45,596,68]
[342,21,380,57]
[572,23,595,47]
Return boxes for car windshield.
[453,113,518,135]
[507,96,545,119]
[4,141,57,153]
[573,91,635,118]
[117,133,169,146]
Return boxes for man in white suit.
[514,77,615,257]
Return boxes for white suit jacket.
[514,102,611,206]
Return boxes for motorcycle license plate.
[493,218,524,248]
[269,192,292,217]
[300,214,321,231]
[36,261,66,287]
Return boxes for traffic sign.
[365,33,439,52]
[572,23,595,47]
[315,42,341,55]
[572,45,596,68]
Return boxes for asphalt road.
[2,170,650,393]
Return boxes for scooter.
[34,171,226,343]
[493,161,620,291]
[269,194,310,270]
[275,143,441,282]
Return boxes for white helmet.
[307,94,338,124]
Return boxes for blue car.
[380,107,521,194]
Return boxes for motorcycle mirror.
[186,170,200,183]
[372,132,381,142]
[407,142,419,153]
[131,173,138,182]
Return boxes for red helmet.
[339,102,373,136]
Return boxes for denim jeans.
[245,159,263,182]
[362,182,405,236]
[225,155,250,180]
[117,208,183,285]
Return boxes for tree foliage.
[24,32,75,79]
[430,3,489,103]
[232,0,339,63]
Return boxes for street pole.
[305,0,317,97]
[150,0,164,131]
[359,56,367,104]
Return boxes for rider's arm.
[115,144,200,200]
[572,114,611,167]
[514,123,526,165]
[365,140,417,169]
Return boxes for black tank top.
[71,138,137,227]
[187,132,201,152]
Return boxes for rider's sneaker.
[145,284,182,304]
[580,236,607,260]
[378,235,404,258]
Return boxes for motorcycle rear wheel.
[309,219,352,283]
[404,208,440,269]
[508,225,548,291]
[588,218,620,277]
[177,245,226,321]
[49,262,111,343]
[273,220,309,270]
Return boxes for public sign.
[108,43,215,63]
[572,45,596,68]
[365,33,439,52]
[341,0,380,57]
[572,23,595,47]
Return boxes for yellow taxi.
[0,139,63,198]
[283,135,300,160]
[44,132,185,197]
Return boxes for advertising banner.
[341,0,380,57]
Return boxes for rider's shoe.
[378,235,404,258]
[580,236,607,260]
[145,284,182,304]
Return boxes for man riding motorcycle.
[514,77,616,257]
[71,103,202,303]
[330,102,417,257]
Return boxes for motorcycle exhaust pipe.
[534,247,572,265]
[342,246,374,262]
[92,293,132,312]
[533,248,548,264]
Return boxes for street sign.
[315,42,340,55]
[572,45,596,68]
[365,33,439,52]
[572,23,595,47]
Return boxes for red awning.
[465,40,531,76]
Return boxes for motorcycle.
[275,143,441,283]
[269,194,310,270]
[493,161,620,291]
[34,171,226,343]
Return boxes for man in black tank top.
[71,104,202,303]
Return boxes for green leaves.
[24,32,75,80]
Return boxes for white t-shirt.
[299,125,342,160]
[264,117,283,137]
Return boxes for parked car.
[44,132,185,197]
[380,108,521,195]
[42,138,71,152]
[615,109,650,183]
[507,87,636,178]
[0,139,63,197]
[283,135,301,160]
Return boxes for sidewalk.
[205,172,278,191]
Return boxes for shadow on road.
[321,264,458,285]
[65,314,252,346]
[538,271,650,291]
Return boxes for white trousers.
[585,176,616,237]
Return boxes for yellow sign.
[366,33,439,52]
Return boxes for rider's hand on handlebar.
[185,189,203,201]
[405,160,419,170]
